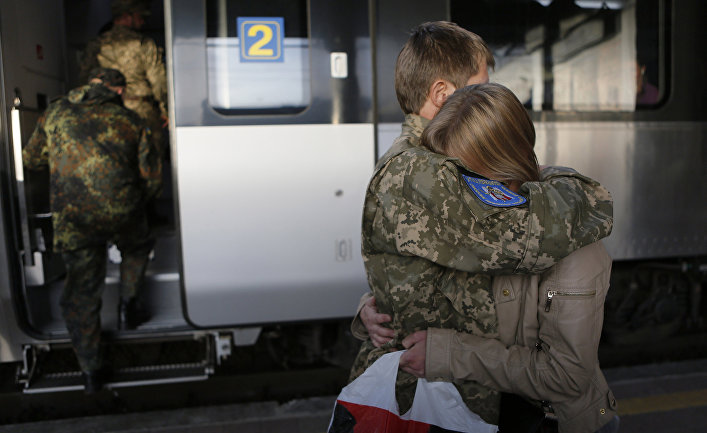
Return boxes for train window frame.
[204,0,312,116]
[449,0,668,121]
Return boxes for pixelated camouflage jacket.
[80,25,167,118]
[23,83,162,252]
[352,113,614,423]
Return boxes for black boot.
[83,369,105,395]
[118,297,151,330]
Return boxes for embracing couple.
[347,21,619,433]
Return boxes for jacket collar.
[402,113,430,143]
[66,83,124,107]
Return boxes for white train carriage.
[0,0,704,392]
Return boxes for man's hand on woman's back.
[361,296,395,347]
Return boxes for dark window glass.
[451,0,663,111]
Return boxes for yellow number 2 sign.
[238,17,284,62]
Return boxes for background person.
[23,68,162,394]
[636,60,659,105]
[79,0,168,155]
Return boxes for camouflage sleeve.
[350,292,373,340]
[138,126,162,200]
[394,159,612,275]
[141,38,168,118]
[22,113,49,170]
[521,166,613,271]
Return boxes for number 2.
[247,25,273,57]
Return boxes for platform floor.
[2,358,706,432]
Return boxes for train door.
[0,0,191,371]
[0,0,69,362]
[167,0,374,327]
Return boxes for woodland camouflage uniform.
[23,79,162,373]
[79,15,167,153]
[349,114,613,424]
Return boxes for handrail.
[10,96,34,266]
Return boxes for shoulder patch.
[462,174,527,207]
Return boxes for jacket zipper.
[544,289,596,312]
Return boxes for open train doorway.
[8,0,186,345]
[1,0,376,391]
[0,1,192,392]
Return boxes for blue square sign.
[237,17,285,62]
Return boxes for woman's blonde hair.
[421,83,540,184]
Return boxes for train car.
[0,0,704,393]
[447,0,707,346]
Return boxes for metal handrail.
[10,96,33,266]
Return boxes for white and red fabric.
[328,351,498,433]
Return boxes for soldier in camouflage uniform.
[23,68,162,394]
[79,0,167,155]
[348,22,613,426]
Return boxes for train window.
[451,0,664,111]
[205,0,310,114]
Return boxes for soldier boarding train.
[0,0,705,392]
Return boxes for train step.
[18,337,214,394]
[22,362,210,394]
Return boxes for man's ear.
[429,79,453,108]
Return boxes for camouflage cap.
[111,0,151,17]
[88,68,127,87]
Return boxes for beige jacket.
[424,242,618,433]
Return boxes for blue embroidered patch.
[462,174,527,207]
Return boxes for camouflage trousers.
[60,217,153,373]
[349,339,501,425]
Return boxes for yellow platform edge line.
[618,389,707,416]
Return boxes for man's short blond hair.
[394,21,495,114]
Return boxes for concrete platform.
[0,396,335,433]
[2,358,707,433]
